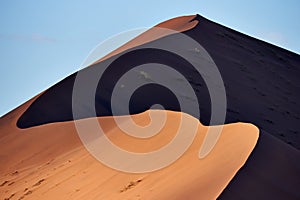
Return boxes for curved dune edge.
[0,104,259,200]
[91,14,198,65]
[2,15,198,129]
[13,15,199,129]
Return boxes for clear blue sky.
[0,0,299,116]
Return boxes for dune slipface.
[1,14,300,199]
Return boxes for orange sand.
[0,97,259,200]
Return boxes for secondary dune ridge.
[0,94,259,199]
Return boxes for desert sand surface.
[1,14,300,199]
[0,97,258,200]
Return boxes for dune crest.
[0,107,259,200]
[92,15,198,65]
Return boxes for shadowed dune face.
[0,104,259,199]
[219,130,300,200]
[16,15,300,150]
[186,15,300,150]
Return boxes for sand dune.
[17,15,300,152]
[1,14,299,200]
[0,98,259,199]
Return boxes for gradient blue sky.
[0,0,299,116]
